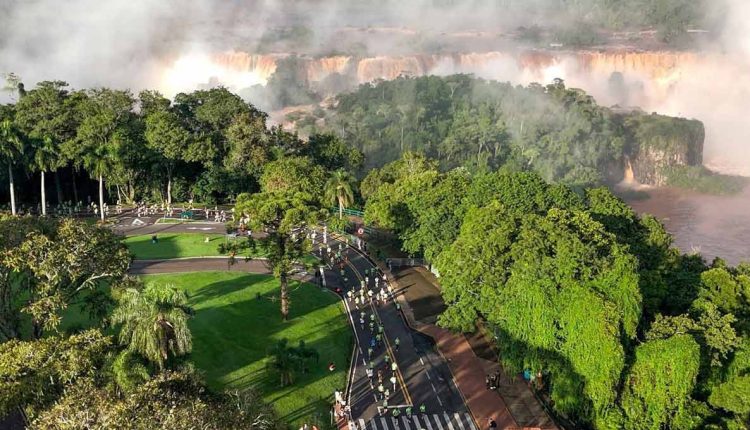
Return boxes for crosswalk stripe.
[422,414,436,430]
[379,417,390,430]
[402,416,412,430]
[430,414,446,430]
[358,419,367,430]
[444,413,457,430]
[414,415,428,430]
[462,414,477,430]
[453,413,467,430]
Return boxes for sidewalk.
[383,266,558,430]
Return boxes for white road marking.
[422,415,435,430]
[419,357,425,365]
[402,417,412,430]
[443,413,457,430]
[379,418,390,430]
[453,414,467,430]
[425,370,431,380]
[431,415,446,430]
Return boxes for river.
[622,186,750,266]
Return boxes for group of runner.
[324,237,426,419]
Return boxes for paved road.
[314,234,467,429]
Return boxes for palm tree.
[268,339,297,387]
[31,136,59,216]
[111,282,192,371]
[0,118,23,215]
[81,140,116,221]
[325,169,356,219]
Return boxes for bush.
[663,166,749,195]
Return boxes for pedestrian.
[390,375,397,391]
[391,362,398,372]
[368,289,374,301]
[392,408,400,418]
[384,388,390,400]
[383,398,389,409]
[376,333,382,344]
[378,324,384,334]
[405,406,412,417]
[347,290,354,302]
[488,418,497,430]
[370,313,376,322]
[355,297,361,307]
[370,338,377,349]
[377,369,384,384]
[394,337,400,351]
[485,375,491,390]
[368,347,374,359]
[419,404,426,414]
[366,367,373,381]
[369,321,375,332]
[384,354,391,365]
[377,383,385,400]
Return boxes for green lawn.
[124,233,320,267]
[141,272,351,429]
[123,233,238,259]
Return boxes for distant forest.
[294,75,707,189]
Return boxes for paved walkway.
[384,267,557,430]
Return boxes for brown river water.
[622,186,750,266]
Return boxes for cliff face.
[623,114,705,186]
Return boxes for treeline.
[0,80,362,216]
[363,152,750,429]
[298,75,704,188]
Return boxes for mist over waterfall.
[0,0,749,174]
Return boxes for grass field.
[123,234,320,267]
[124,233,227,259]
[141,272,351,429]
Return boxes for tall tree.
[15,81,78,214]
[0,107,23,215]
[72,89,135,220]
[325,169,356,219]
[111,281,192,371]
[144,110,190,205]
[234,191,322,320]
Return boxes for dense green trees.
[0,83,363,211]
[362,151,750,428]
[300,75,705,191]
[0,217,279,429]
[0,217,129,340]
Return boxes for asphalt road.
[314,234,467,428]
